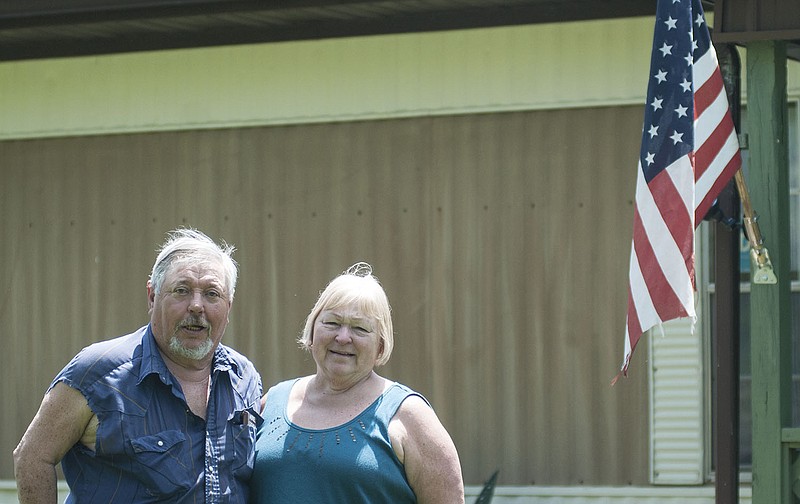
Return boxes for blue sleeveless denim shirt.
[51,325,262,503]
[251,379,423,503]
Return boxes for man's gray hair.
[149,228,238,301]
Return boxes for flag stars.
[664,16,678,30]
[645,152,655,166]
[648,124,659,139]
[654,69,668,83]
[695,13,705,27]
[680,78,692,92]
[659,42,673,57]
[650,97,663,111]
[685,53,694,66]
[675,104,688,118]
[670,130,684,144]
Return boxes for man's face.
[148,259,232,367]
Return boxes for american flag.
[620,0,741,376]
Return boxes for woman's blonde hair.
[298,263,394,366]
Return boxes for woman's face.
[311,304,382,382]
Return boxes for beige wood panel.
[1,107,649,486]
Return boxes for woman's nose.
[335,327,353,342]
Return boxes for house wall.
[1,106,650,486]
[0,17,657,140]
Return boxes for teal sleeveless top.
[251,378,423,503]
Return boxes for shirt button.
[157,440,164,447]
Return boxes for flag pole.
[713,42,741,504]
[734,170,778,284]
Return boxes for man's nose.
[189,291,204,312]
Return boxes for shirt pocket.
[129,430,191,498]
[229,407,263,478]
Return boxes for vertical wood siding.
[1,107,649,485]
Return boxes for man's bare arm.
[14,382,94,504]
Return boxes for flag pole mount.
[734,170,777,284]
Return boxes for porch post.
[745,39,792,504]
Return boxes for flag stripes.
[620,0,741,376]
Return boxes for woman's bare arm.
[390,395,464,504]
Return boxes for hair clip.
[345,262,372,277]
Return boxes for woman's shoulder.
[265,376,309,398]
[383,381,430,407]
[261,376,308,416]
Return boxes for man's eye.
[206,290,221,298]
[174,287,189,295]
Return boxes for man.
[13,228,262,503]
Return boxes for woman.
[251,263,464,503]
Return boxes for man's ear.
[147,280,156,311]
